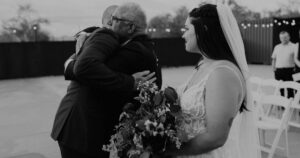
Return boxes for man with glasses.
[51,2,162,158]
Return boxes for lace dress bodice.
[175,61,245,158]
[177,73,209,141]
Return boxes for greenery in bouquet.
[103,81,182,158]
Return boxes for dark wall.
[240,18,274,65]
[240,17,300,65]
[273,17,300,46]
[154,38,200,67]
[0,38,200,79]
[0,42,75,79]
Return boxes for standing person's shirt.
[295,42,300,59]
[271,42,296,68]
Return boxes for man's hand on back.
[75,33,90,54]
[132,71,156,90]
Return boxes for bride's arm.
[165,68,242,156]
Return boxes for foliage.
[103,82,182,158]
[147,1,263,38]
[263,0,300,18]
[0,4,51,42]
[148,6,188,38]
[228,0,261,22]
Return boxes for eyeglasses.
[111,16,133,24]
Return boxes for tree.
[0,4,51,42]
[228,0,261,22]
[148,6,188,38]
[170,6,189,37]
[263,0,300,18]
[148,14,173,38]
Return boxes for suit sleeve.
[155,59,163,90]
[64,54,76,80]
[64,59,76,80]
[73,32,135,93]
[68,53,76,60]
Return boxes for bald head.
[102,5,118,28]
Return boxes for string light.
[240,19,297,29]
[33,25,38,30]
[147,28,157,32]
[157,18,298,33]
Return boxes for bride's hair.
[189,4,246,112]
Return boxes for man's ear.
[128,24,136,34]
[107,19,112,27]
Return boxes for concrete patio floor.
[0,65,299,158]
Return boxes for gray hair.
[102,5,118,27]
[114,2,147,33]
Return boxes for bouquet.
[103,81,182,158]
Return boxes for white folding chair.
[256,95,292,158]
[292,72,300,82]
[278,81,300,98]
[257,79,282,117]
[249,76,263,92]
[249,76,263,111]
[259,79,281,96]
[288,88,300,129]
[279,81,300,124]
[252,91,264,118]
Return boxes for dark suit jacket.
[51,28,162,157]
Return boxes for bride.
[161,3,260,158]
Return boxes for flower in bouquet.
[103,81,183,158]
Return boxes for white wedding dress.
[175,61,247,158]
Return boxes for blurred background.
[0,0,300,158]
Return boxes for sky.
[0,0,290,38]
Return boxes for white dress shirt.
[271,42,296,68]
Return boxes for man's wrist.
[133,79,139,91]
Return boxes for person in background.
[271,31,296,98]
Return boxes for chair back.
[292,72,300,82]
[259,79,281,96]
